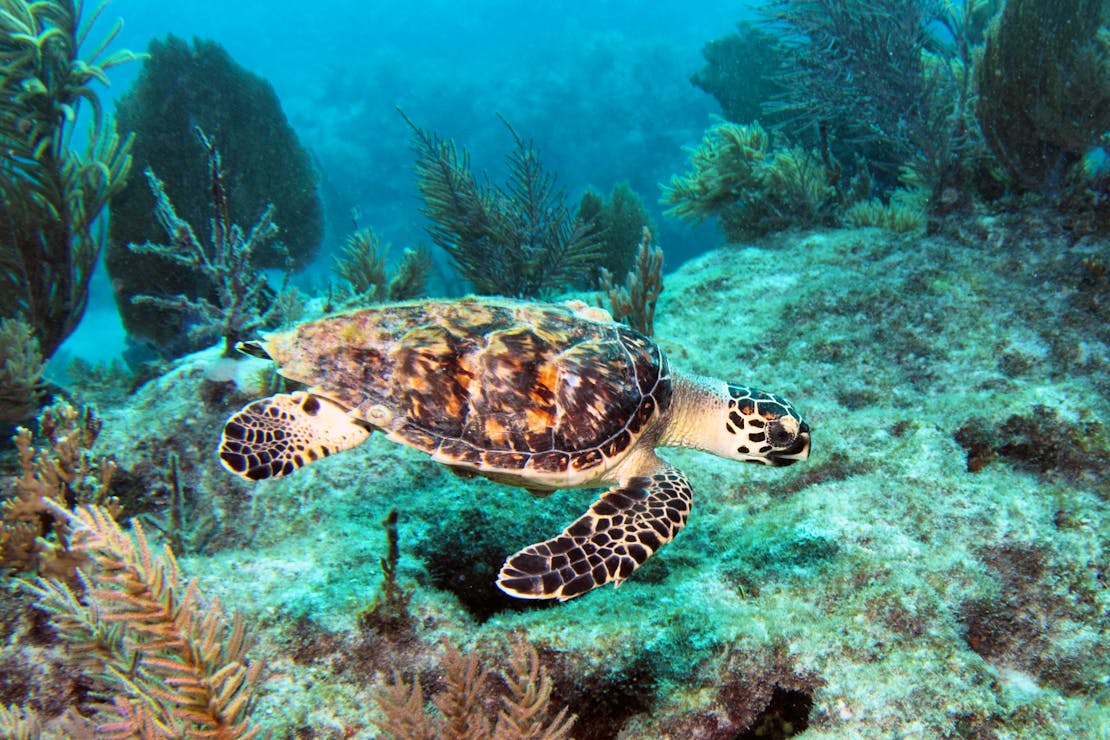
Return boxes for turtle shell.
[258,298,672,484]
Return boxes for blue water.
[59,0,749,367]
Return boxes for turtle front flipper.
[497,464,692,601]
[219,392,371,481]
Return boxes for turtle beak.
[236,340,272,360]
[768,421,811,467]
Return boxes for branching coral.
[333,227,432,304]
[1,400,117,579]
[843,191,926,232]
[662,120,835,239]
[403,113,601,297]
[374,639,574,740]
[0,0,135,359]
[0,704,57,739]
[599,227,664,337]
[762,0,989,201]
[26,503,264,738]
[106,34,322,358]
[128,129,284,358]
[0,316,46,424]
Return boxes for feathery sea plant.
[1,399,117,578]
[128,128,284,358]
[26,502,264,738]
[843,192,926,232]
[662,120,770,224]
[0,316,46,424]
[373,638,574,739]
[334,226,432,304]
[760,0,991,204]
[0,0,135,359]
[335,227,388,299]
[403,112,601,298]
[662,120,835,239]
[599,227,664,337]
[761,0,938,156]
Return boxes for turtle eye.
[767,417,798,448]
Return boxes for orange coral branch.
[26,502,264,738]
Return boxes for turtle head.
[722,384,810,466]
[664,377,810,466]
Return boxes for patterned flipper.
[219,392,370,480]
[497,463,692,601]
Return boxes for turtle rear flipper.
[219,392,370,481]
[497,464,692,601]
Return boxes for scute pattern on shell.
[264,299,672,474]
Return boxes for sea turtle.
[218,297,810,601]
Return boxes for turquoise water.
[3,1,1109,737]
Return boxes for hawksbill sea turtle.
[218,297,811,601]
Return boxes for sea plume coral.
[333,227,432,304]
[373,638,574,740]
[662,120,835,239]
[0,0,134,359]
[403,113,601,297]
[26,503,264,738]
[760,0,988,204]
[127,128,284,358]
[0,317,46,424]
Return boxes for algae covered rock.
[106,35,322,359]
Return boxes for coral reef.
[333,227,432,305]
[27,503,263,737]
[0,317,46,425]
[373,639,574,739]
[1,214,1106,736]
[127,130,284,358]
[976,0,1110,192]
[1,400,117,579]
[598,227,664,337]
[106,34,322,358]
[757,0,989,207]
[404,113,601,297]
[0,0,134,359]
[662,120,836,239]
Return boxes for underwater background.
[2,0,1109,737]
